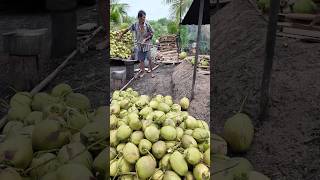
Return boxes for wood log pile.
[155,35,180,63]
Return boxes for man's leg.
[147,51,155,78]
[138,51,145,78]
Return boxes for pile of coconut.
[0,83,108,180]
[213,112,271,180]
[110,88,210,180]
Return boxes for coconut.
[130,131,144,145]
[153,111,166,124]
[136,156,157,179]
[198,141,210,153]
[179,52,187,59]
[18,125,35,139]
[180,111,189,121]
[176,127,184,140]
[128,113,142,130]
[110,147,117,160]
[181,135,198,149]
[43,103,66,119]
[171,104,181,112]
[65,93,91,112]
[230,157,253,179]
[144,126,160,143]
[184,129,193,136]
[39,171,57,180]
[197,120,209,130]
[110,160,118,177]
[119,110,128,119]
[10,92,32,108]
[185,147,203,165]
[117,125,132,141]
[151,141,166,159]
[193,163,210,180]
[138,139,152,155]
[0,168,22,180]
[293,0,317,14]
[152,169,164,180]
[120,99,130,110]
[56,163,95,180]
[118,158,134,173]
[123,142,140,164]
[169,151,188,176]
[117,120,127,128]
[179,122,186,130]
[70,132,81,143]
[185,116,198,129]
[0,136,33,169]
[119,175,135,180]
[154,95,164,102]
[204,149,210,166]
[159,154,171,170]
[158,103,170,113]
[32,119,71,151]
[163,171,181,180]
[160,126,177,141]
[110,115,118,129]
[2,121,23,136]
[57,142,93,169]
[31,93,59,111]
[192,128,209,143]
[145,112,154,121]
[128,105,139,114]
[7,106,31,122]
[149,100,159,109]
[141,120,153,131]
[213,134,227,155]
[139,107,153,119]
[223,113,254,153]
[162,119,176,127]
[64,108,89,134]
[29,153,60,177]
[248,171,270,180]
[185,171,195,180]
[117,143,126,153]
[80,121,107,151]
[165,141,177,151]
[110,130,119,147]
[93,148,107,174]
[24,111,43,125]
[51,83,73,97]
[179,97,189,110]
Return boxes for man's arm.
[119,24,135,39]
[143,23,154,42]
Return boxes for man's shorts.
[138,51,151,62]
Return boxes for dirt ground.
[128,61,210,123]
[212,0,320,179]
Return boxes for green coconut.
[2,121,23,136]
[213,134,228,155]
[184,129,193,136]
[204,148,210,166]
[123,142,140,164]
[179,122,186,130]
[128,113,142,130]
[141,120,153,131]
[64,108,89,134]
[110,115,118,130]
[163,170,181,180]
[92,106,108,123]
[160,126,177,141]
[80,121,107,151]
[51,83,73,97]
[179,97,190,110]
[153,111,166,124]
[31,93,59,111]
[93,148,107,174]
[185,116,198,129]
[159,154,171,170]
[145,112,154,121]
[179,52,187,59]
[164,98,173,107]
[248,171,270,180]
[171,104,181,112]
[130,131,144,145]
[193,163,210,180]
[39,171,57,180]
[169,151,188,176]
[197,120,209,130]
[139,106,153,119]
[192,128,209,143]
[138,139,152,155]
[117,143,126,153]
[29,153,59,178]
[118,158,134,173]
[10,92,32,107]
[32,119,71,151]
[110,130,119,147]
[110,160,118,177]
[149,100,159,109]
[136,155,157,179]
[198,141,210,153]
[185,171,195,180]
[120,99,130,110]
[43,103,66,119]
[151,141,166,159]
[185,147,203,165]
[293,0,317,14]
[162,119,176,127]
[0,168,22,180]
[157,103,170,113]
[176,127,184,140]
[116,125,132,141]
[152,169,164,180]
[24,111,43,125]
[110,147,117,160]
[56,163,95,180]
[165,141,177,151]
[70,132,81,143]
[154,95,164,102]
[144,126,160,143]
[230,157,253,179]
[18,125,35,139]
[65,93,91,112]
[0,136,33,169]
[7,106,31,122]
[223,113,254,153]
[181,135,198,149]
[57,142,93,169]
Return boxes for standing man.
[119,10,155,78]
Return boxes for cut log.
[278,13,316,22]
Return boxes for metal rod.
[259,0,280,121]
[190,0,204,100]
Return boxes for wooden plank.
[277,32,320,42]
[278,22,320,31]
[282,27,320,38]
[278,13,316,21]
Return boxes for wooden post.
[98,0,108,32]
[259,0,280,121]
[190,0,204,100]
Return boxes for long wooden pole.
[259,0,280,121]
[190,0,204,100]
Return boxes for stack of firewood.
[156,35,179,63]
